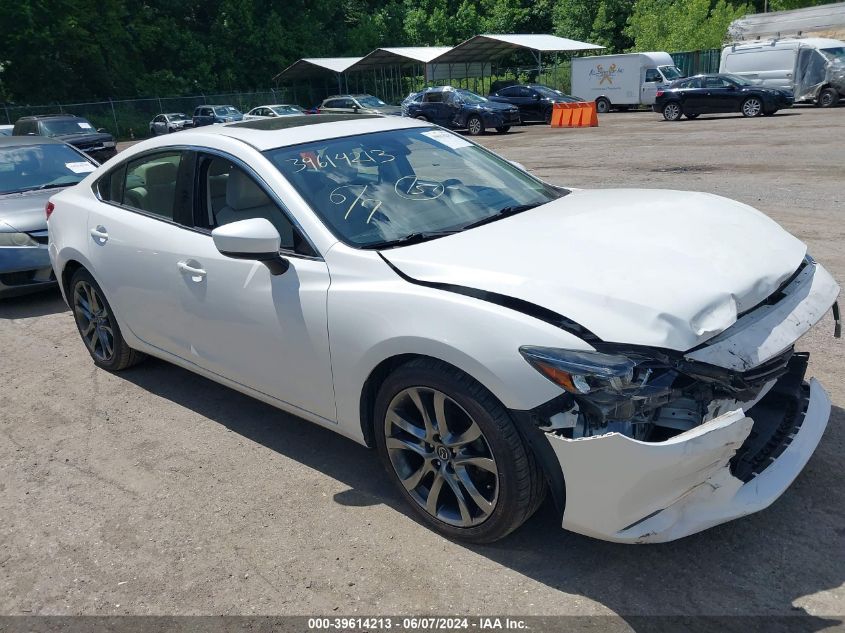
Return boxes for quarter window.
[122,152,184,219]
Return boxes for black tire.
[662,101,683,121]
[818,87,838,108]
[69,268,145,371]
[466,115,485,136]
[741,96,763,117]
[685,112,700,119]
[595,97,611,114]
[495,126,510,134]
[374,358,546,543]
[544,108,552,124]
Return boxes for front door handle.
[177,260,207,279]
[90,226,108,243]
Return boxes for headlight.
[0,232,38,247]
[519,346,641,395]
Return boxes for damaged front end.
[516,258,840,543]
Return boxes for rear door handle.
[90,226,108,243]
[177,260,206,278]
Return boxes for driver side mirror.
[532,94,541,101]
[212,218,289,275]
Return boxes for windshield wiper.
[363,229,461,250]
[459,203,542,231]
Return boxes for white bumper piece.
[548,378,830,543]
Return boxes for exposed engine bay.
[534,345,797,443]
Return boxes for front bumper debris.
[546,354,831,543]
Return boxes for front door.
[641,68,663,105]
[174,153,336,422]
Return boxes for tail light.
[656,90,664,98]
[45,201,55,220]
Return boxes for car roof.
[141,113,428,152]
[0,135,67,147]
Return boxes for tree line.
[0,0,828,104]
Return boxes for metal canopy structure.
[273,57,363,83]
[349,47,453,71]
[431,33,604,64]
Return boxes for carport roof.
[432,33,604,63]
[350,47,454,70]
[273,57,364,82]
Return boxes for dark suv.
[13,115,117,162]
[192,105,244,127]
[488,84,581,124]
[403,87,520,135]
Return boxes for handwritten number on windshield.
[286,149,394,173]
[330,185,383,224]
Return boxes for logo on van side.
[590,63,622,85]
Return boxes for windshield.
[456,90,487,104]
[265,127,563,248]
[214,106,241,115]
[40,119,97,137]
[271,105,303,115]
[660,65,684,81]
[820,47,845,63]
[357,96,387,107]
[168,113,188,121]
[0,143,96,194]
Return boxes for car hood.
[381,189,807,351]
[52,132,114,145]
[0,189,53,232]
[474,100,516,112]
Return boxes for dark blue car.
[404,87,521,135]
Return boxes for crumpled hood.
[381,189,807,351]
[0,189,53,232]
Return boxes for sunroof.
[229,114,382,131]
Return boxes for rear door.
[87,150,195,354]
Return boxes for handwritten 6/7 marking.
[330,185,383,223]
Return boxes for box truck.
[571,52,683,113]
[720,38,845,107]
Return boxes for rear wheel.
[70,269,145,371]
[374,359,546,543]
[595,97,611,114]
[662,102,682,121]
[741,96,763,117]
[466,115,485,136]
[495,126,510,134]
[818,87,838,108]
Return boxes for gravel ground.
[1,108,843,623]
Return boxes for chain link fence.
[2,89,294,141]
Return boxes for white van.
[720,38,845,106]
[571,52,684,113]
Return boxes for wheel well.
[61,259,84,298]
[359,353,426,447]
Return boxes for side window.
[499,86,517,97]
[323,100,338,109]
[516,86,532,97]
[704,76,729,88]
[645,69,662,83]
[122,152,184,219]
[95,164,127,203]
[423,92,443,103]
[197,155,301,253]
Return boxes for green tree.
[625,0,750,51]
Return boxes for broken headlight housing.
[518,346,671,399]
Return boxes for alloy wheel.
[384,387,499,527]
[467,117,482,135]
[663,103,681,121]
[743,98,762,117]
[73,280,115,362]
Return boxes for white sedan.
[47,115,840,543]
[243,104,306,120]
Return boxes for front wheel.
[818,87,838,108]
[662,102,682,121]
[374,359,546,543]
[495,126,510,134]
[742,97,763,117]
[70,268,145,371]
[466,115,485,136]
